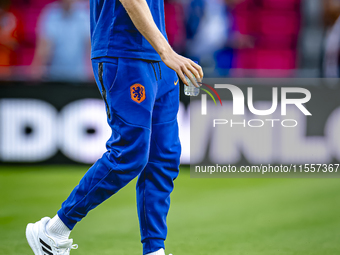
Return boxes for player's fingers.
[187,64,202,84]
[176,68,188,86]
[197,65,204,80]
[189,60,204,80]
[183,67,199,88]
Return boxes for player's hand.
[160,48,204,87]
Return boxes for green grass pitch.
[1,165,340,255]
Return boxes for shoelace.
[54,243,78,255]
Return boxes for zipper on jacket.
[98,62,111,119]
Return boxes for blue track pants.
[57,57,181,254]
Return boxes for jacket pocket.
[98,62,111,119]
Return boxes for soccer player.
[26,0,203,255]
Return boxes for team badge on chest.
[130,84,146,103]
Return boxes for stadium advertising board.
[0,80,340,173]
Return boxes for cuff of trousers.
[57,209,78,230]
[143,238,165,255]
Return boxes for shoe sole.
[26,223,43,255]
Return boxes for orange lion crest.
[130,84,146,103]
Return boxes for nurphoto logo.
[199,84,312,128]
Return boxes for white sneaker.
[26,217,78,255]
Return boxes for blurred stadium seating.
[0,0,335,79]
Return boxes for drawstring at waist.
[157,62,162,80]
[149,61,162,81]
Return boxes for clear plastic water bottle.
[184,61,200,96]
